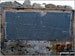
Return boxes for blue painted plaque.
[4,11,71,40]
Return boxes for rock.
[32,3,43,9]
[0,2,13,7]
[23,4,32,8]
[27,48,35,54]
[34,45,49,54]
[64,5,72,9]
[41,3,46,8]
[13,1,23,7]
[45,4,57,9]
[57,5,65,9]
[4,42,17,48]
[23,0,31,8]
[57,5,72,9]
[23,0,31,5]
[0,1,23,8]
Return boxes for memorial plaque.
[4,10,71,40]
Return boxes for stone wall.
[0,15,1,40]
[73,11,75,49]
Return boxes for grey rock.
[57,5,65,9]
[32,3,43,9]
[57,5,72,9]
[23,0,31,5]
[0,2,13,7]
[0,1,23,8]
[23,0,31,8]
[64,5,72,9]
[13,1,23,7]
[23,4,32,8]
[45,4,57,9]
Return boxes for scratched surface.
[4,11,71,40]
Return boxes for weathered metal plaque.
[4,10,71,40]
